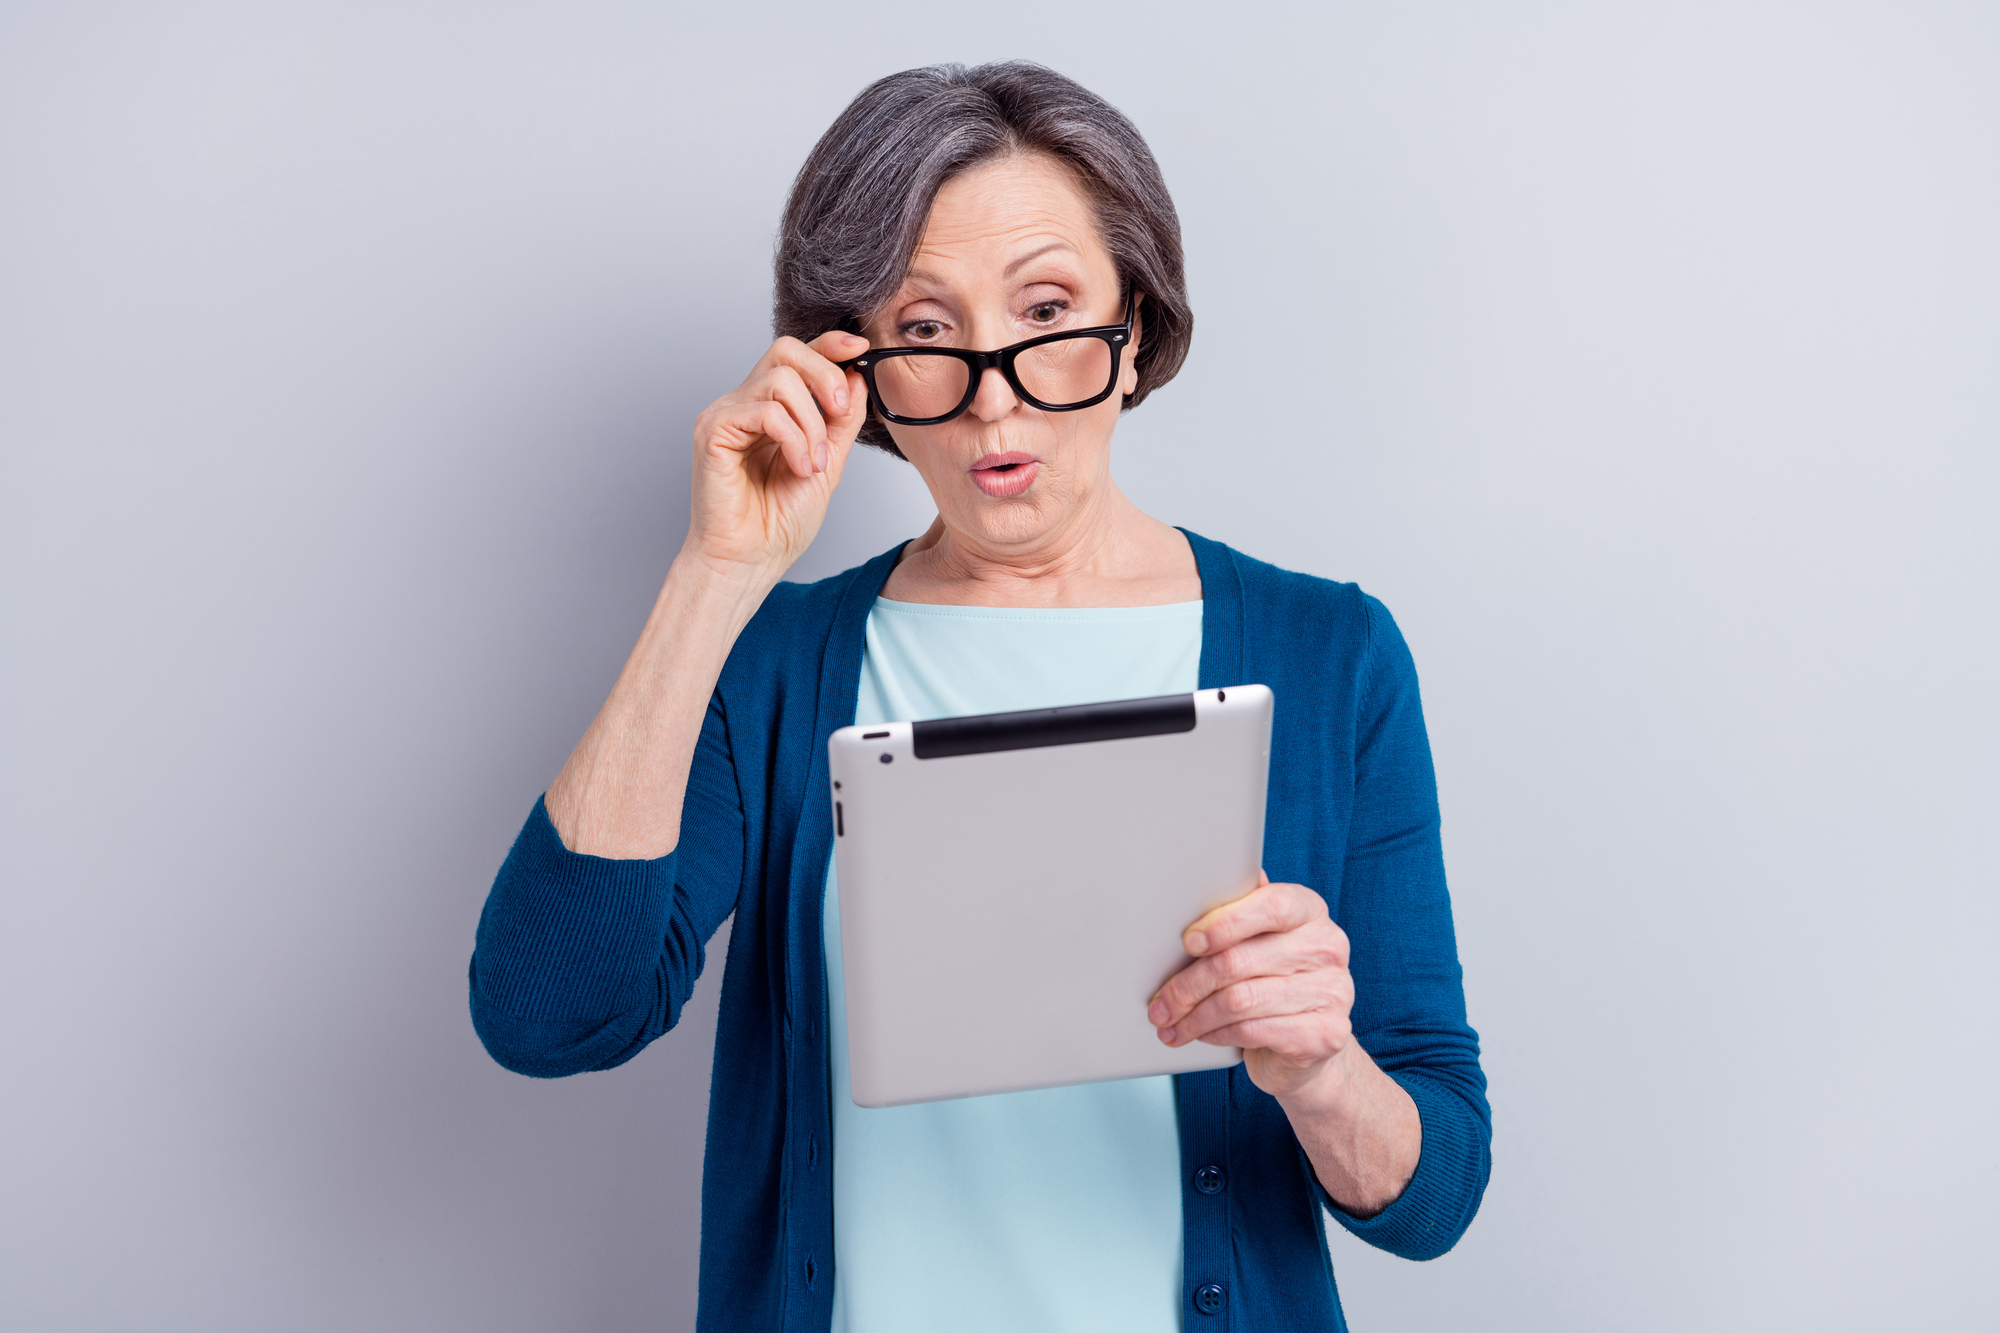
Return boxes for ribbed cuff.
[471,796,679,1021]
[1325,1071,1489,1261]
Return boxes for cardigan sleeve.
[1322,594,1492,1259]
[467,689,745,1078]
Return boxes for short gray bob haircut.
[775,61,1192,458]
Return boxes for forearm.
[1276,1039,1423,1218]
[546,547,777,858]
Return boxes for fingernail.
[1160,1026,1178,1044]
[1186,931,1207,955]
[1148,1000,1167,1025]
[814,441,828,471]
[835,388,850,411]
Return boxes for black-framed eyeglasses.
[840,292,1136,427]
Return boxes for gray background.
[3,3,1995,1329]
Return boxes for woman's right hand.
[684,330,872,582]
[546,329,871,858]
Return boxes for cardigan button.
[1194,1164,1225,1195]
[1194,1283,1227,1315]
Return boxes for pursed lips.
[969,452,1039,498]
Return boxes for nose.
[967,364,1020,422]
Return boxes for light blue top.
[477,537,1490,1328]
[824,595,1205,1333]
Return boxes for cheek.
[1065,396,1124,462]
[885,402,1120,481]
[879,426,962,503]
[883,417,970,465]
[881,421,927,459]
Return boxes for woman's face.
[863,152,1140,552]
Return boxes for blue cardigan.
[469,531,1490,1332]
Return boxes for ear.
[1120,293,1145,398]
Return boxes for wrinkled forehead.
[899,153,1116,295]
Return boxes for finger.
[768,332,866,421]
[1192,1013,1352,1062]
[754,366,833,473]
[828,366,870,449]
[1149,920,1347,1028]
[804,331,873,450]
[1161,970,1352,1049]
[1183,878,1324,957]
[1166,979,1331,1048]
[698,399,812,479]
[805,327,871,368]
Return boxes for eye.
[904,320,944,341]
[1027,302,1066,323]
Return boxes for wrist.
[1275,1041,1422,1219]
[663,544,783,626]
[1271,1045,1362,1122]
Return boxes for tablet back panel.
[828,685,1271,1108]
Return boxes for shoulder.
[1193,534,1406,663]
[1194,541,1430,775]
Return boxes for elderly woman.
[471,62,1488,1332]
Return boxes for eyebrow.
[1003,240,1079,278]
[897,268,949,295]
[893,242,1085,307]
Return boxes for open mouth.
[970,452,1039,498]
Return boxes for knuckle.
[1223,980,1261,1017]
[762,402,800,439]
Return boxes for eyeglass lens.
[872,336,1113,419]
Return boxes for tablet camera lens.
[879,753,893,764]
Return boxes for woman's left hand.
[1148,872,1355,1101]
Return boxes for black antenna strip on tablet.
[910,694,1197,759]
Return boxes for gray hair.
[774,61,1193,457]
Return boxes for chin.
[961,485,1069,546]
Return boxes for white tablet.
[828,685,1272,1108]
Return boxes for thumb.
[827,366,870,448]
[806,329,872,450]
